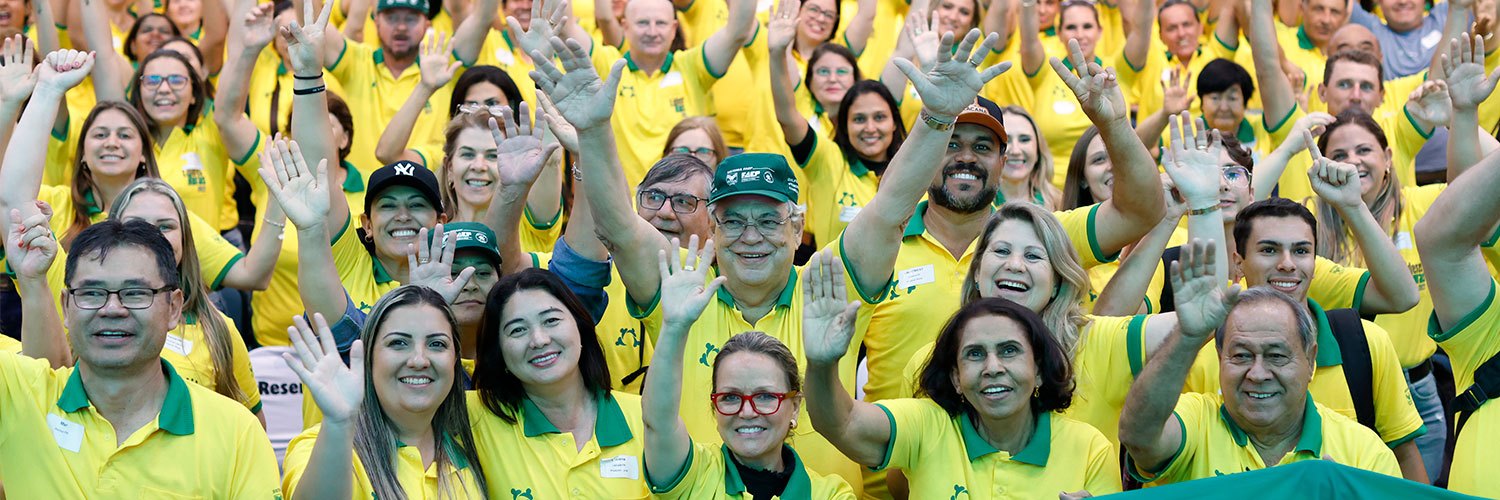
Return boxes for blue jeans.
[1407,367,1446,482]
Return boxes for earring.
[790,419,797,430]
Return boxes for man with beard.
[319,0,498,172]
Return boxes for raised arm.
[288,0,347,239]
[1213,0,1242,51]
[340,0,370,42]
[1251,111,1336,199]
[532,37,672,305]
[702,0,756,79]
[1417,147,1500,328]
[482,102,562,274]
[1121,0,1154,70]
[28,0,67,139]
[374,30,460,165]
[801,250,888,467]
[452,0,499,64]
[7,203,69,368]
[1304,134,1420,314]
[0,50,91,218]
[642,236,725,487]
[983,0,1015,52]
[768,0,811,145]
[319,0,349,68]
[843,29,1010,295]
[1119,239,1237,475]
[0,36,37,154]
[218,199,287,291]
[1018,0,1044,76]
[1093,187,1182,316]
[1134,68,1194,155]
[198,0,231,75]
[282,314,364,500]
[1245,0,1294,126]
[1050,40,1165,254]
[78,0,129,100]
[262,139,349,322]
[843,0,878,57]
[214,1,276,165]
[1443,34,1500,181]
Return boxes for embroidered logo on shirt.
[699,342,720,367]
[950,485,968,500]
[510,488,533,500]
[615,328,640,348]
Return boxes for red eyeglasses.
[709,391,798,416]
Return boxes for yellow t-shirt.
[591,40,723,190]
[873,399,1122,497]
[466,390,651,499]
[1027,56,1098,189]
[154,111,260,231]
[1265,105,1428,203]
[162,311,263,414]
[474,30,540,108]
[846,0,909,78]
[245,48,349,140]
[1116,45,1233,120]
[648,441,856,499]
[1129,392,1401,485]
[0,355,281,498]
[329,216,404,315]
[282,424,486,499]
[327,40,456,175]
[1428,279,1500,497]
[0,335,18,353]
[329,0,456,54]
[798,128,879,248]
[596,267,655,395]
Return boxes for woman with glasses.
[643,237,855,499]
[1020,0,1104,187]
[662,116,729,170]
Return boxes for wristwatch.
[920,110,956,131]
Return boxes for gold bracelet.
[1187,204,1221,216]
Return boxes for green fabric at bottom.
[1103,460,1482,499]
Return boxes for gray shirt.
[1350,2,1453,79]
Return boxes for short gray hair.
[1216,286,1316,354]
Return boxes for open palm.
[658,235,724,330]
[529,37,624,131]
[283,314,365,424]
[801,251,862,364]
[1050,39,1127,125]
[490,102,561,188]
[1169,239,1238,338]
[1161,114,1225,205]
[259,139,331,229]
[897,28,1010,118]
[0,35,36,105]
[1444,34,1500,110]
[242,2,277,50]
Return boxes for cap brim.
[708,189,795,205]
[956,112,1007,142]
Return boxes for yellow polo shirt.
[648,441,856,499]
[1116,46,1231,119]
[0,356,281,498]
[799,129,878,247]
[1264,105,1428,203]
[466,390,651,499]
[246,49,349,140]
[628,234,892,494]
[283,424,485,499]
[590,40,723,190]
[1027,56,1099,189]
[329,0,456,54]
[475,30,539,108]
[873,399,1122,497]
[1129,392,1400,485]
[846,0,909,78]
[329,216,404,315]
[1428,279,1500,497]
[154,111,260,231]
[1278,24,1327,96]
[0,335,18,353]
[162,311,263,414]
[327,40,456,175]
[597,268,654,395]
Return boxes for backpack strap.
[1157,246,1182,314]
[1452,350,1500,434]
[1325,308,1377,432]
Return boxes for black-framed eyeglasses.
[639,189,707,214]
[715,214,791,239]
[66,286,177,310]
[1222,166,1251,186]
[142,74,190,90]
[710,391,798,415]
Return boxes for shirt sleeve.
[190,212,246,291]
[228,410,284,499]
[1363,321,1426,447]
[647,439,723,498]
[225,315,263,414]
[1083,425,1125,495]
[1132,393,1210,483]
[871,398,945,472]
[548,236,613,323]
[1055,204,1119,269]
[1307,257,1371,311]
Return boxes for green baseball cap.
[426,222,502,266]
[376,0,432,15]
[709,153,799,205]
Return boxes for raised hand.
[5,202,57,281]
[528,37,625,132]
[1304,130,1365,209]
[1404,79,1452,128]
[1169,238,1239,339]
[1050,39,1127,125]
[1161,113,1226,208]
[34,49,93,96]
[1161,68,1194,117]
[895,28,1010,119]
[282,313,365,424]
[241,2,277,50]
[1442,33,1500,111]
[0,35,36,105]
[801,250,862,365]
[1280,111,1337,155]
[658,235,725,330]
[280,0,334,77]
[535,91,579,152]
[259,139,331,230]
[405,225,477,304]
[489,102,562,189]
[417,30,463,92]
[509,0,568,59]
[901,9,941,71]
[767,0,798,54]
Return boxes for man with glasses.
[0,220,280,497]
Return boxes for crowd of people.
[0,0,1495,496]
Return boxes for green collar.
[373,48,386,65]
[903,201,933,238]
[624,51,675,74]
[959,410,1051,464]
[847,154,872,177]
[277,62,287,76]
[81,189,103,216]
[1060,56,1103,72]
[57,359,196,435]
[342,161,366,193]
[1236,117,1256,145]
[502,30,517,52]
[1219,392,1323,457]
[716,267,798,309]
[1296,25,1316,51]
[520,391,634,447]
[1306,299,1345,367]
[1043,26,1057,37]
[995,188,1045,206]
[371,256,396,284]
[395,435,471,469]
[1165,47,1202,63]
[182,312,197,325]
[721,444,814,498]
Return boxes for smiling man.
[1349,0,1463,79]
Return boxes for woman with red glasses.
[642,235,854,499]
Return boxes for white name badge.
[48,414,84,453]
[659,71,684,88]
[898,264,936,288]
[1394,231,1414,250]
[164,333,195,357]
[181,152,204,171]
[494,47,516,67]
[1052,100,1077,115]
[600,455,640,480]
[1421,30,1443,49]
[838,205,862,222]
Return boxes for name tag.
[164,333,195,357]
[48,414,84,453]
[1421,30,1443,49]
[1052,100,1077,115]
[1394,231,1414,250]
[659,71,684,88]
[898,264,936,288]
[494,47,516,66]
[181,152,204,171]
[600,455,639,480]
[838,205,862,222]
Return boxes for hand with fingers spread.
[281,0,335,77]
[282,313,365,424]
[405,225,477,305]
[1442,33,1500,111]
[241,2,277,50]
[0,35,36,105]
[1404,79,1452,129]
[1161,68,1194,117]
[1049,39,1128,125]
[259,139,332,230]
[34,49,94,96]
[658,235,725,331]
[534,92,579,152]
[417,30,463,92]
[508,0,569,59]
[1169,238,1239,339]
[902,9,941,71]
[1304,130,1365,210]
[895,28,1011,120]
[801,250,863,366]
[5,202,58,282]
[1281,111,1337,155]
[767,0,798,55]
[528,37,625,132]
[489,102,562,190]
[1161,113,1227,209]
